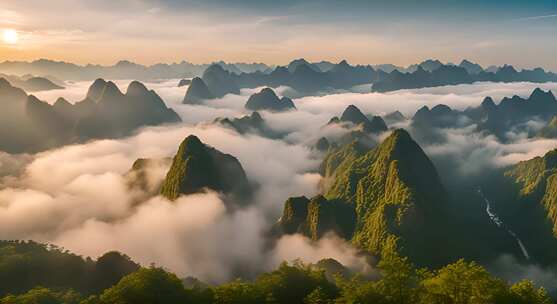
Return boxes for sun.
[3,29,19,44]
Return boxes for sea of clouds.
[2,79,557,283]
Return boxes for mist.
[2,79,557,283]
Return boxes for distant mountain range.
[407,88,557,142]
[372,62,557,92]
[1,58,555,94]
[0,59,271,81]
[0,73,64,92]
[0,78,180,153]
[181,60,384,97]
[182,58,557,99]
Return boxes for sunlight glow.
[3,29,19,44]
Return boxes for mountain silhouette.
[245,88,296,112]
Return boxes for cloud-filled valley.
[2,76,557,292]
[3,1,557,301]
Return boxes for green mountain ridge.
[504,149,557,238]
[479,148,557,264]
[160,135,252,205]
[538,116,557,138]
[295,129,447,266]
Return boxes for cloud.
[420,124,557,178]
[489,254,557,293]
[516,13,557,21]
[0,118,324,281]
[4,79,557,284]
[270,233,375,276]
[53,192,268,283]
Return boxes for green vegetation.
[1,243,551,304]
[319,129,448,265]
[160,135,251,204]
[538,116,557,139]
[505,149,557,236]
[0,240,139,297]
[277,195,356,240]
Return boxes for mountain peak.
[54,97,71,107]
[369,115,388,132]
[498,65,518,74]
[204,63,227,74]
[529,88,556,103]
[86,78,107,101]
[383,128,413,147]
[26,94,42,105]
[183,77,213,104]
[338,59,349,66]
[250,111,263,122]
[115,60,138,67]
[245,88,295,112]
[373,128,436,168]
[340,105,368,125]
[0,77,11,88]
[126,81,149,96]
[160,135,251,203]
[481,96,495,107]
[322,127,446,263]
[179,135,205,154]
[99,81,123,101]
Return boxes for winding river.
[477,188,530,260]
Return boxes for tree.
[212,280,263,304]
[420,259,506,304]
[0,287,82,304]
[336,276,387,304]
[255,262,337,304]
[91,252,140,293]
[99,267,190,304]
[501,280,552,304]
[303,287,332,304]
[376,237,420,304]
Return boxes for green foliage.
[159,135,251,203]
[505,280,552,304]
[335,277,386,304]
[2,258,555,304]
[280,196,310,234]
[0,241,138,297]
[538,116,557,139]
[322,129,448,265]
[376,237,421,304]
[0,288,82,304]
[99,267,192,304]
[255,262,338,304]
[278,195,356,240]
[213,280,264,304]
[505,149,557,197]
[303,287,331,304]
[419,259,507,304]
[505,149,557,237]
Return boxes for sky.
[0,0,556,69]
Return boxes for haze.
[1,0,557,69]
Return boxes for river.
[477,188,530,260]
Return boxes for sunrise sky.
[1,0,556,69]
